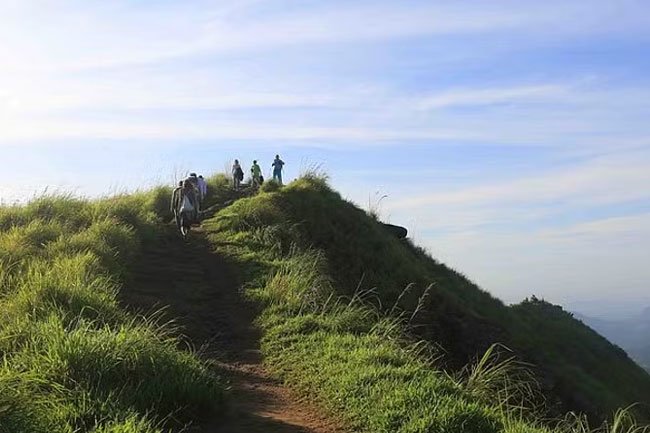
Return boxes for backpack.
[180,195,194,213]
[236,167,244,181]
[259,175,264,185]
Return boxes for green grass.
[203,174,650,433]
[0,192,225,432]
[203,177,544,432]
[4,172,649,433]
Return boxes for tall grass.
[0,190,224,432]
[203,174,650,433]
[203,178,537,432]
[561,407,650,433]
[461,343,546,422]
[4,173,644,433]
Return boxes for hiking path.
[121,225,347,433]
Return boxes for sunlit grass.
[0,189,225,432]
[205,174,650,433]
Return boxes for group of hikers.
[171,155,286,236]
[170,173,208,236]
[231,154,285,190]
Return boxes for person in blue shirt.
[272,155,285,185]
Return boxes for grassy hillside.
[4,173,648,433]
[204,175,650,432]
[0,182,230,433]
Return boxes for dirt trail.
[122,227,347,433]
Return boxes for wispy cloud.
[2,1,649,149]
[538,213,650,246]
[0,118,475,143]
[2,75,649,148]
[390,150,650,211]
[2,1,649,74]
[417,85,570,109]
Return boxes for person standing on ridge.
[272,154,285,185]
[197,175,207,202]
[232,159,243,190]
[251,160,262,188]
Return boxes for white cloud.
[2,71,649,148]
[389,149,650,215]
[417,85,570,109]
[0,1,536,73]
[2,1,648,74]
[0,116,474,143]
[542,213,650,241]
[1,1,649,150]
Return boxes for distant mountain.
[576,310,650,371]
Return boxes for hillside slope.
[0,190,225,432]
[0,175,347,433]
[4,174,648,433]
[206,175,650,425]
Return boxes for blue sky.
[1,0,649,317]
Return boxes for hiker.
[232,159,244,190]
[250,160,262,188]
[170,181,184,230]
[186,173,200,210]
[272,154,285,185]
[187,173,199,190]
[178,179,199,236]
[197,175,208,201]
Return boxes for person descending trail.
[198,175,208,202]
[272,155,285,185]
[250,160,262,188]
[232,160,244,190]
[175,179,199,238]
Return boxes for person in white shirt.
[232,160,243,190]
[197,175,208,201]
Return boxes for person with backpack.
[178,179,199,236]
[232,159,244,190]
[251,160,262,188]
[186,173,201,210]
[272,154,285,185]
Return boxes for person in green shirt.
[250,160,262,187]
